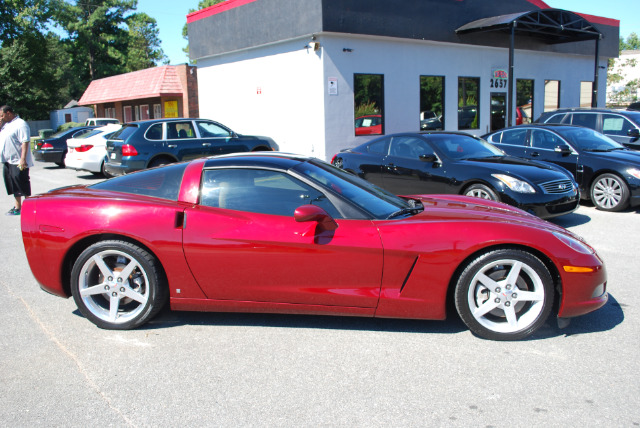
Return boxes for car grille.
[540,179,575,194]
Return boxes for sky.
[136,0,640,66]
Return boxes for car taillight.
[122,144,138,156]
[75,145,93,152]
[41,143,53,149]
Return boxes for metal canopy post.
[508,23,515,127]
[592,36,600,107]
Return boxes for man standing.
[0,105,34,216]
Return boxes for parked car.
[21,152,607,340]
[355,115,382,135]
[65,124,122,177]
[483,123,640,212]
[85,118,120,126]
[104,118,279,176]
[33,126,96,167]
[420,111,443,130]
[536,108,640,150]
[331,132,579,219]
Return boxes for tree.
[182,0,226,61]
[0,0,52,44]
[125,12,168,72]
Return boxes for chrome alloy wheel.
[466,259,545,334]
[592,176,624,210]
[466,188,494,199]
[77,249,150,325]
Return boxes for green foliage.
[183,0,227,61]
[58,121,82,131]
[355,101,379,118]
[354,74,383,117]
[620,32,640,51]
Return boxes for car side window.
[530,129,562,150]
[167,121,196,139]
[200,168,340,217]
[197,121,232,138]
[602,114,635,136]
[500,129,528,146]
[90,162,188,200]
[367,138,390,154]
[570,113,597,129]
[146,123,163,140]
[389,136,433,159]
[543,114,566,124]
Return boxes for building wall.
[197,37,326,157]
[197,33,607,162]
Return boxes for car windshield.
[427,134,504,160]
[109,125,139,141]
[292,159,419,219]
[74,129,103,140]
[557,127,625,151]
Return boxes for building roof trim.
[456,9,602,43]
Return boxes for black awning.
[456,9,601,44]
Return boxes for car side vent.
[540,179,574,194]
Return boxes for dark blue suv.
[105,118,279,176]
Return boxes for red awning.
[79,65,184,105]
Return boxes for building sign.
[328,77,338,95]
[164,101,179,118]
[490,68,508,90]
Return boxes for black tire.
[70,240,168,329]
[590,173,629,212]
[454,249,554,341]
[332,157,344,169]
[464,183,499,201]
[148,157,173,168]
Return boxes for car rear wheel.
[590,173,629,212]
[70,240,167,329]
[148,157,173,168]
[464,184,499,201]
[454,249,554,341]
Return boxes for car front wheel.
[70,240,167,329]
[454,249,554,341]
[464,183,499,201]
[590,173,629,212]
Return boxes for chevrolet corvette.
[21,153,608,340]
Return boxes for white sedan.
[65,124,122,176]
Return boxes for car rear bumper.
[104,160,145,176]
[33,149,64,163]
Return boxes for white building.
[187,0,620,161]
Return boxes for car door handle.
[202,143,211,146]
[167,144,177,148]
[530,152,540,157]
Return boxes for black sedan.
[484,124,640,212]
[33,126,96,167]
[331,132,579,219]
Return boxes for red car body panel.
[21,162,607,323]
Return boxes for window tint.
[602,114,635,136]
[197,121,231,138]
[146,123,163,140]
[500,129,528,146]
[420,76,445,130]
[200,168,339,217]
[167,121,195,139]
[543,114,566,124]
[367,138,389,154]
[354,74,384,136]
[570,113,597,129]
[516,79,534,124]
[458,77,480,130]
[544,80,560,112]
[389,136,433,159]
[72,129,93,138]
[530,130,563,150]
[110,125,138,141]
[90,162,187,201]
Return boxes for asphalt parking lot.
[1,162,639,427]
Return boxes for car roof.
[541,107,630,114]
[203,151,314,170]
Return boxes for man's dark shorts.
[3,163,31,197]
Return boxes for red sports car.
[21,153,608,340]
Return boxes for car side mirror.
[628,128,640,139]
[294,204,338,232]
[554,145,572,156]
[419,154,438,163]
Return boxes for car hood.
[400,194,570,234]
[457,155,568,183]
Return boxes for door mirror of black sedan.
[628,128,640,139]
[419,154,438,163]
[294,204,338,232]
[554,145,573,156]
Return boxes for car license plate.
[110,153,116,159]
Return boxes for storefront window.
[544,80,560,112]
[516,79,534,124]
[580,81,593,107]
[420,76,445,131]
[458,77,479,130]
[354,74,384,136]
